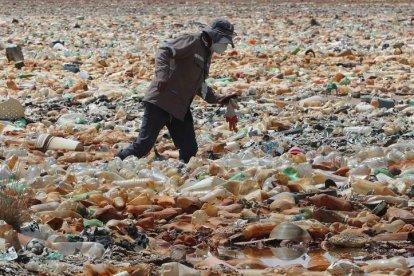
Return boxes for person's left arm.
[197,83,237,105]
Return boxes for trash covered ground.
[0,0,414,275]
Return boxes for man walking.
[117,19,238,163]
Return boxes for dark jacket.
[143,32,218,121]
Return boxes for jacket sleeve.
[197,82,219,104]
[155,34,198,82]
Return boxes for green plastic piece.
[83,219,103,227]
[87,209,96,216]
[63,79,75,88]
[269,67,279,73]
[17,72,35,78]
[284,76,297,81]
[374,168,394,178]
[339,77,350,85]
[76,204,88,217]
[326,83,338,91]
[291,209,312,221]
[283,167,298,181]
[9,182,25,193]
[47,252,64,260]
[63,93,74,101]
[229,172,246,181]
[291,47,301,55]
[74,117,86,124]
[73,191,102,201]
[14,118,27,128]
[300,209,313,219]
[198,172,210,180]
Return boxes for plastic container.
[52,242,105,258]
[112,178,155,188]
[269,192,296,211]
[34,134,84,152]
[364,257,408,272]
[343,127,373,135]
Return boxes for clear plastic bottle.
[0,164,12,185]
[343,126,373,135]
[364,257,408,273]
[199,187,232,202]
[349,164,371,178]
[56,113,86,126]
[362,157,388,170]
[51,242,104,258]
[26,165,41,179]
[179,177,226,193]
[112,178,155,189]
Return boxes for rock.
[328,260,363,275]
[393,42,404,49]
[307,255,330,271]
[299,96,327,107]
[310,18,320,26]
[351,91,361,98]
[6,80,19,90]
[26,238,46,255]
[332,73,345,82]
[377,98,395,109]
[63,63,80,73]
[308,194,353,211]
[386,208,414,222]
[53,43,68,51]
[5,44,24,62]
[79,71,91,80]
[338,49,353,57]
[328,233,372,248]
[169,245,188,261]
[69,80,88,92]
[15,61,24,69]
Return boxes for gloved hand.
[225,98,239,132]
[217,93,238,105]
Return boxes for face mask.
[211,43,228,54]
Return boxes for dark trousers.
[117,102,198,163]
